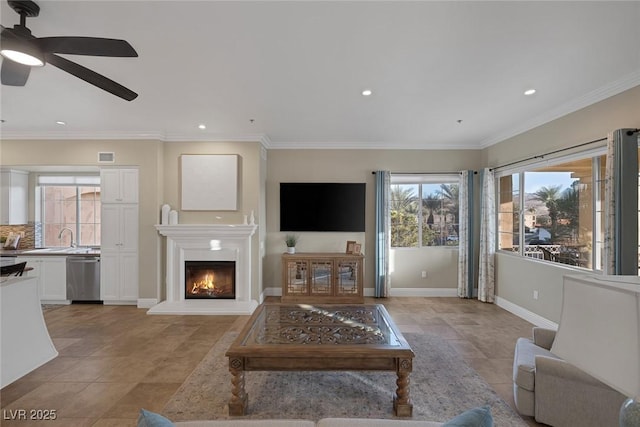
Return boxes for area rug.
[163,332,527,426]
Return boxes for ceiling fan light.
[1,48,44,66]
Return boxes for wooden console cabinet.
[282,252,364,303]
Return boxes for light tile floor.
[0,297,545,426]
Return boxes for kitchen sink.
[23,247,99,254]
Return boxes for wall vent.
[98,152,115,163]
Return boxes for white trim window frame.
[495,147,606,271]
[36,174,101,248]
[390,173,460,249]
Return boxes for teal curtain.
[604,129,639,275]
[456,170,474,298]
[478,168,496,303]
[374,171,390,297]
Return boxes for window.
[497,153,605,270]
[37,175,101,247]
[390,175,460,248]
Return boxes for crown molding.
[265,140,478,150]
[162,133,269,145]
[0,130,271,147]
[0,131,166,140]
[0,129,474,150]
[479,69,640,149]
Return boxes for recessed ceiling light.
[55,120,66,125]
[524,89,536,96]
[198,124,206,130]
[362,89,372,96]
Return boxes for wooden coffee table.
[225,302,414,417]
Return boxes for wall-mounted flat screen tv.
[280,183,366,232]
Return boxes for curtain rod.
[371,171,477,175]
[627,128,639,135]
[488,136,607,172]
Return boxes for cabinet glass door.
[336,259,359,296]
[285,260,309,296]
[310,260,332,296]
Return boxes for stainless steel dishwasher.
[66,256,101,303]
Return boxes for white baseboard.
[137,298,158,309]
[262,287,281,301]
[389,288,458,297]
[495,296,558,330]
[103,300,137,306]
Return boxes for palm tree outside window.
[496,155,604,270]
[390,175,460,248]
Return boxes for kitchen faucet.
[58,227,76,248]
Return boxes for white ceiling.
[1,1,639,149]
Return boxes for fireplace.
[150,224,258,315]
[185,261,235,299]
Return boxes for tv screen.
[280,183,366,232]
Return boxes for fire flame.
[190,273,216,294]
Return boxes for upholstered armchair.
[513,326,626,427]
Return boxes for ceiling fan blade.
[1,58,31,86]
[35,37,138,57]
[45,53,138,101]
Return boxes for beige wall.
[484,85,640,323]
[161,141,263,299]
[265,149,483,292]
[483,85,640,168]
[0,139,163,300]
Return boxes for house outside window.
[37,175,101,247]
[390,174,460,248]
[496,153,605,270]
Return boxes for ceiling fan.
[0,0,138,101]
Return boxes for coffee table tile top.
[240,304,403,346]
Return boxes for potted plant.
[285,234,298,254]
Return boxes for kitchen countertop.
[0,248,101,257]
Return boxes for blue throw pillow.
[442,405,494,427]
[137,409,175,427]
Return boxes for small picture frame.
[346,240,356,254]
[352,243,362,255]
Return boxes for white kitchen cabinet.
[16,256,68,303]
[101,204,138,251]
[1,169,28,225]
[100,204,138,304]
[100,251,138,304]
[100,168,138,203]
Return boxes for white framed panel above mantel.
[180,154,238,211]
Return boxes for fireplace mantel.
[156,224,258,239]
[148,224,258,315]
